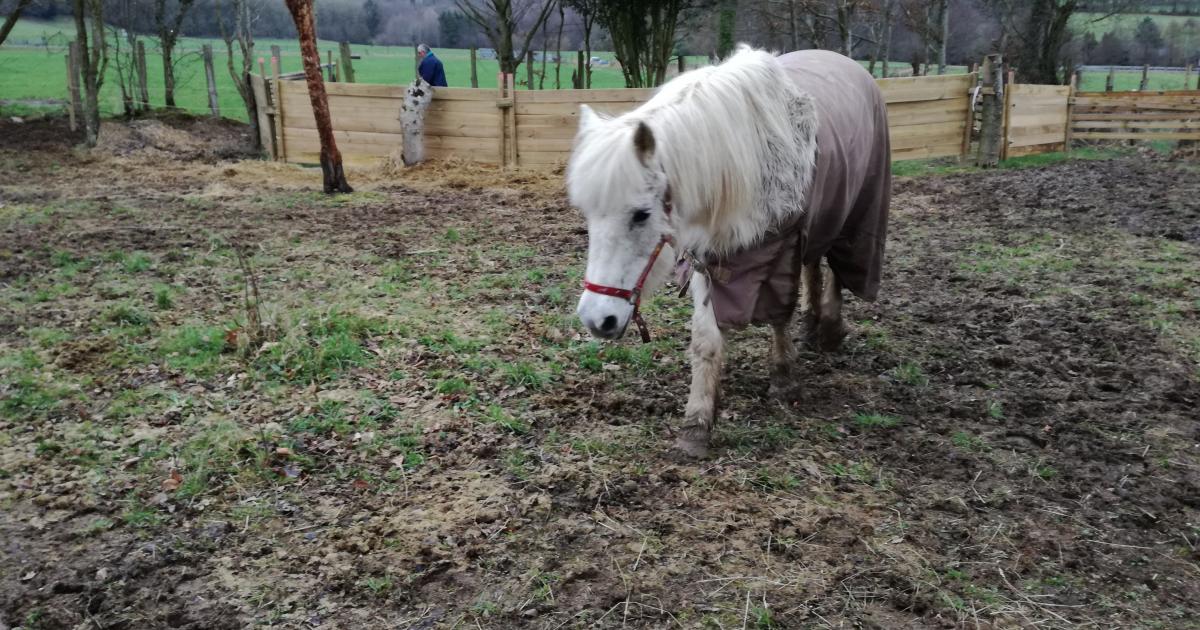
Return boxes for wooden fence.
[251,72,975,168]
[1070,90,1200,143]
[248,72,1200,169]
[1004,84,1072,158]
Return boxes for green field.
[2,19,975,123]
[1072,11,1200,36]
[1077,68,1198,91]
[0,19,650,121]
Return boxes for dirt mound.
[95,115,257,162]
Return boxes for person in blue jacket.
[417,44,448,87]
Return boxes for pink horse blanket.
[679,50,891,329]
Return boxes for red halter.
[581,194,673,343]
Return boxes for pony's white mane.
[568,45,818,256]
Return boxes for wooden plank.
[284,130,500,152]
[516,88,655,103]
[1007,142,1064,158]
[1010,131,1067,148]
[1071,95,1200,106]
[1074,89,1200,98]
[515,101,640,116]
[882,85,973,104]
[1008,84,1071,97]
[250,74,276,158]
[1073,112,1200,121]
[1070,120,1200,129]
[517,150,571,165]
[887,103,970,127]
[1009,111,1068,127]
[888,121,966,140]
[891,142,965,160]
[1072,131,1200,140]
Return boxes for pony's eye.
[631,209,651,224]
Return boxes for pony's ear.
[578,104,601,136]
[632,121,655,166]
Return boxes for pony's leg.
[817,266,848,352]
[676,273,723,458]
[768,318,801,401]
[801,263,823,349]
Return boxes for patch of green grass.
[435,376,473,396]
[891,361,928,387]
[504,449,532,480]
[122,499,166,528]
[290,401,353,437]
[256,310,383,382]
[853,412,900,430]
[106,303,152,327]
[952,431,988,452]
[752,467,800,492]
[500,360,554,389]
[360,575,394,598]
[443,228,461,243]
[153,285,174,310]
[161,325,227,375]
[986,400,1004,420]
[419,329,483,355]
[753,605,779,629]
[1033,463,1058,480]
[480,404,528,433]
[121,252,153,273]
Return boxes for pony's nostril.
[600,315,618,333]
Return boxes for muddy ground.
[0,116,1197,629]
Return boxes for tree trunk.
[937,0,948,74]
[161,38,177,107]
[72,0,103,147]
[788,0,799,51]
[977,55,1004,167]
[555,1,564,89]
[0,0,34,48]
[284,0,352,194]
[880,0,893,77]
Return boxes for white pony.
[568,46,891,457]
[400,77,433,166]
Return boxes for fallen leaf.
[21,571,36,581]
[352,479,369,491]
[162,470,183,492]
[275,446,292,457]
[283,463,302,479]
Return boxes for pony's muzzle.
[577,296,633,340]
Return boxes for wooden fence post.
[976,54,1004,167]
[202,44,219,117]
[1139,64,1149,91]
[271,56,286,162]
[497,72,507,167]
[1105,66,1114,92]
[678,54,685,75]
[135,40,149,112]
[508,73,518,164]
[1001,69,1014,160]
[339,42,355,83]
[576,51,584,89]
[1185,64,1194,90]
[326,50,336,82]
[65,44,79,131]
[271,45,282,72]
[469,48,478,88]
[526,50,534,89]
[1064,72,1077,155]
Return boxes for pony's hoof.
[816,320,847,352]
[671,437,710,459]
[769,379,803,403]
